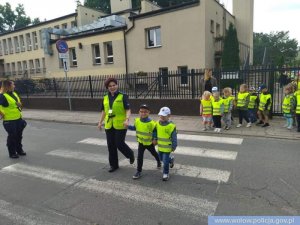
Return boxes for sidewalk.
[22,109,300,140]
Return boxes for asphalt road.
[0,121,299,225]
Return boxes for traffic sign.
[59,53,69,59]
[63,58,69,72]
[56,40,69,53]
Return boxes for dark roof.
[49,25,127,43]
[0,13,76,37]
[129,0,200,20]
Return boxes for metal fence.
[12,65,300,115]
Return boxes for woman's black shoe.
[108,167,119,172]
[9,154,19,159]
[18,151,27,156]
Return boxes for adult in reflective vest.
[282,85,295,129]
[98,78,135,172]
[128,104,161,179]
[257,84,272,127]
[0,80,27,158]
[156,107,177,181]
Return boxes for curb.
[25,118,300,141]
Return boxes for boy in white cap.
[155,106,177,181]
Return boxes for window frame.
[146,27,162,48]
[104,41,114,64]
[69,48,78,67]
[92,44,101,65]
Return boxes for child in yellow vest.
[282,84,295,130]
[200,91,213,131]
[257,84,272,127]
[128,104,161,179]
[212,92,224,132]
[236,84,251,128]
[294,82,300,132]
[155,107,177,181]
[248,86,259,123]
[222,87,234,130]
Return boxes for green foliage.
[0,2,37,32]
[84,0,110,13]
[253,31,299,66]
[221,23,240,70]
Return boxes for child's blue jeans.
[248,109,257,123]
[158,151,171,174]
[284,113,293,127]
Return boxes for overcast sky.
[1,0,300,43]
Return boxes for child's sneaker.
[132,171,142,179]
[225,126,230,130]
[217,128,221,132]
[262,123,270,127]
[202,127,207,131]
[169,156,175,168]
[246,122,252,128]
[214,128,218,132]
[157,161,162,169]
[287,125,293,130]
[162,173,169,181]
[236,124,242,128]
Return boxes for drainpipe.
[124,17,135,88]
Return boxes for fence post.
[269,64,275,119]
[88,75,94,98]
[191,69,195,99]
[53,78,58,98]
[158,73,162,99]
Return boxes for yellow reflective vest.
[157,122,176,153]
[212,99,223,116]
[248,95,258,109]
[200,99,212,115]
[223,96,234,113]
[295,91,300,114]
[134,118,156,146]
[1,92,22,121]
[103,93,126,130]
[259,93,272,111]
[282,94,294,114]
[237,92,249,108]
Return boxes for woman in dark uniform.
[0,80,27,158]
[98,78,135,172]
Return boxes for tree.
[253,31,298,66]
[0,3,16,31]
[14,4,31,30]
[31,18,41,25]
[84,0,110,13]
[221,23,240,70]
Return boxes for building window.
[159,67,168,86]
[12,62,16,75]
[8,38,13,54]
[32,31,38,49]
[19,35,25,51]
[216,23,221,37]
[14,36,20,53]
[6,63,11,76]
[92,44,101,65]
[0,41,3,56]
[62,23,68,29]
[26,33,32,51]
[35,59,41,73]
[210,20,215,33]
[22,61,28,77]
[104,42,113,63]
[17,61,22,75]
[178,66,188,85]
[71,21,77,28]
[69,48,77,66]
[29,60,35,74]
[3,40,8,55]
[42,58,46,73]
[146,27,161,48]
[39,30,43,48]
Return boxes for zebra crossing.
[0,132,243,224]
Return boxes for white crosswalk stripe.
[0,199,88,225]
[127,131,243,145]
[78,138,238,160]
[0,164,218,217]
[47,149,231,182]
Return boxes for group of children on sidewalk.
[128,105,177,181]
[200,81,300,132]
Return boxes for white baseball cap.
[158,107,171,116]
[212,86,218,92]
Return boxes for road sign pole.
[64,70,72,111]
